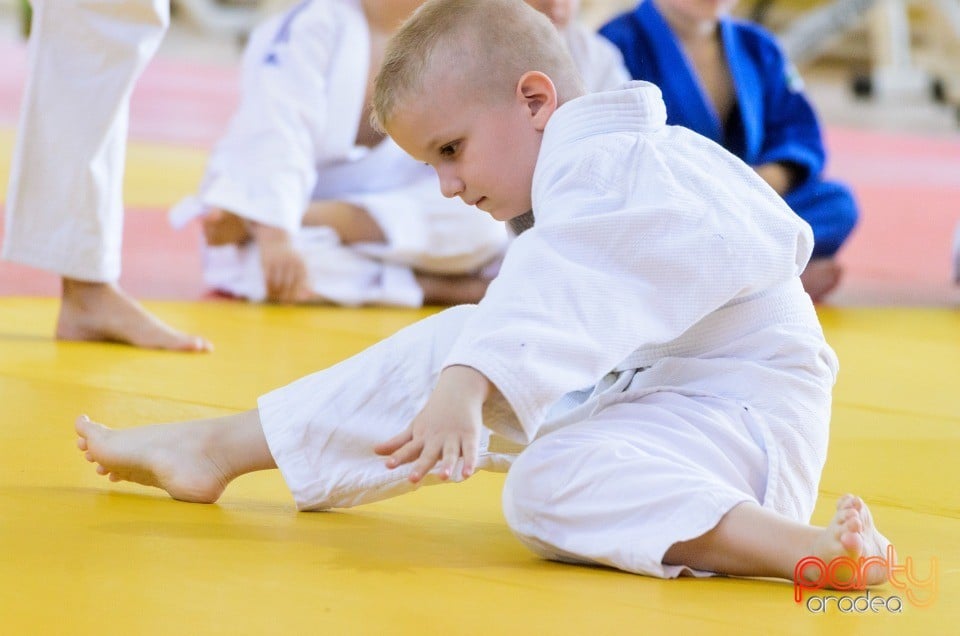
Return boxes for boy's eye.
[439,142,459,157]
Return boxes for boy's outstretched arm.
[375,365,490,483]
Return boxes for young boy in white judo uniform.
[177,0,628,306]
[76,0,890,585]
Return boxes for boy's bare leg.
[202,209,253,246]
[800,258,842,303]
[57,279,212,352]
[75,409,275,503]
[663,495,891,586]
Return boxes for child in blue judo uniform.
[600,0,858,301]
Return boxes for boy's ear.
[516,71,557,132]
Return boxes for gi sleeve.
[197,5,340,233]
[754,33,825,184]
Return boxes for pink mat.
[1,38,958,305]
[826,128,960,305]
[0,39,240,146]
[0,212,208,299]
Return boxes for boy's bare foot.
[57,279,212,352]
[800,258,842,303]
[76,415,234,503]
[202,209,252,246]
[805,494,892,587]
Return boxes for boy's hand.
[254,224,310,303]
[375,365,490,483]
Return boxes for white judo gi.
[3,0,169,281]
[258,82,838,578]
[170,0,630,306]
[169,0,506,306]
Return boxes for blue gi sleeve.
[749,27,825,184]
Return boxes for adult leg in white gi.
[3,0,169,281]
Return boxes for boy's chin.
[489,206,529,221]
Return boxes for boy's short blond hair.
[372,0,585,130]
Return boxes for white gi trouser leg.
[502,392,772,579]
[258,305,517,510]
[2,0,169,281]
[262,341,767,576]
[499,289,833,579]
[259,298,827,578]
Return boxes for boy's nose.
[437,168,464,199]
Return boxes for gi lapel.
[638,0,722,143]
[719,17,763,162]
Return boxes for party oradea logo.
[793,545,937,613]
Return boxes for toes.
[75,414,91,435]
[844,512,863,535]
[836,493,856,510]
[839,528,864,555]
[77,438,88,451]
[859,503,875,529]
[190,336,214,353]
[171,334,213,353]
[96,464,108,475]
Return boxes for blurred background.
[0,0,958,304]
[2,0,957,134]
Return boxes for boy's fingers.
[409,441,442,483]
[267,273,282,301]
[374,428,413,456]
[387,439,423,469]
[438,439,461,480]
[289,266,302,295]
[461,436,479,478]
[279,267,295,301]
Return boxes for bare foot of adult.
[57,279,212,352]
[202,209,252,246]
[800,258,842,303]
[804,494,892,588]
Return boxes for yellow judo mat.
[0,73,958,633]
[0,300,956,634]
